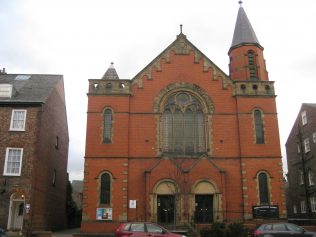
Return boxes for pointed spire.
[102,62,119,80]
[231,2,260,48]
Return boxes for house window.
[304,138,310,153]
[293,205,297,214]
[310,197,316,212]
[3,148,23,176]
[297,143,301,153]
[301,111,307,126]
[254,110,265,144]
[258,172,270,205]
[55,136,59,149]
[103,109,112,143]
[52,169,56,186]
[301,200,306,213]
[308,170,314,186]
[300,170,304,185]
[0,84,13,97]
[100,173,111,204]
[10,110,27,131]
[313,133,316,143]
[248,51,258,80]
[161,92,206,156]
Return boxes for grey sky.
[1,0,315,180]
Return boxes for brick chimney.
[0,68,7,74]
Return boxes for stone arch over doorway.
[151,179,181,224]
[191,180,222,223]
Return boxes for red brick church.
[82,3,286,233]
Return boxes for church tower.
[229,2,286,220]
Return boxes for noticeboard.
[96,208,112,220]
[252,205,279,219]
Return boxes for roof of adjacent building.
[102,62,119,80]
[231,5,260,48]
[0,73,63,104]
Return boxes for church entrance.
[194,194,213,223]
[157,195,175,224]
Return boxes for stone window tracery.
[161,92,206,156]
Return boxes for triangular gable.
[132,33,233,89]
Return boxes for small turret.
[102,62,119,80]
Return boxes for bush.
[200,227,212,237]
[226,222,245,237]
[211,222,226,237]
[200,222,249,237]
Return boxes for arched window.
[103,109,112,143]
[254,110,264,144]
[100,173,111,204]
[258,172,270,205]
[161,92,206,156]
[248,51,258,80]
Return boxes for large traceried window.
[103,109,112,143]
[161,92,206,156]
[100,172,111,205]
[254,110,265,144]
[258,172,270,205]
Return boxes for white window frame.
[10,109,27,131]
[301,200,306,213]
[313,133,316,143]
[301,110,307,125]
[3,148,23,176]
[311,197,316,212]
[293,205,297,214]
[0,84,13,97]
[300,170,304,185]
[304,138,310,153]
[308,170,314,186]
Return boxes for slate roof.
[0,74,63,104]
[231,5,260,48]
[101,63,119,80]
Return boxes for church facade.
[82,5,286,233]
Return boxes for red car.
[253,223,316,237]
[115,222,187,237]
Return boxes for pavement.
[52,228,80,237]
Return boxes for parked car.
[0,228,5,237]
[253,222,316,237]
[115,222,187,237]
